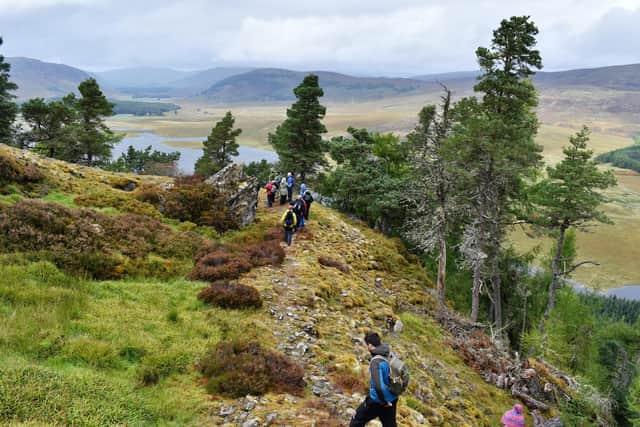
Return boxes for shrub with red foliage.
[329,367,367,393]
[318,256,350,274]
[198,341,305,398]
[189,234,285,282]
[162,175,237,231]
[244,240,285,267]
[198,280,262,309]
[189,252,253,282]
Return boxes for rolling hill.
[7,57,91,100]
[535,63,640,91]
[8,56,640,105]
[201,68,437,103]
[170,67,254,90]
[93,67,196,89]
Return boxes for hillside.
[7,57,91,100]
[93,67,197,89]
[0,144,571,426]
[9,57,640,105]
[170,67,254,90]
[536,63,640,91]
[201,68,436,103]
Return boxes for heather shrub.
[189,254,252,282]
[329,367,367,393]
[198,280,262,309]
[198,341,305,397]
[189,232,284,282]
[244,240,285,266]
[0,200,200,279]
[134,185,163,206]
[0,152,44,187]
[162,175,237,231]
[318,256,350,273]
[74,191,161,218]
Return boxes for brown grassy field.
[106,88,640,289]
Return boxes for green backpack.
[373,353,410,395]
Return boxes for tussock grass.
[0,261,262,425]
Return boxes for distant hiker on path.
[280,205,297,246]
[292,198,305,229]
[286,172,294,201]
[279,176,288,205]
[265,180,275,207]
[501,404,525,427]
[299,182,307,198]
[350,332,399,427]
[302,190,314,220]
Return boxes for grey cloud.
[0,0,639,74]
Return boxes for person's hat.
[287,172,292,177]
[513,404,523,413]
[287,205,293,209]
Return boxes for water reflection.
[114,132,278,174]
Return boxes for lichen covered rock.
[205,164,259,227]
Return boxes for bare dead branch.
[560,260,600,276]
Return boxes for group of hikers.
[264,175,526,427]
[264,172,314,246]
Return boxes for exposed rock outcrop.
[205,164,259,227]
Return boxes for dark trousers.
[267,193,274,207]
[280,195,287,205]
[284,227,294,246]
[287,187,293,201]
[350,398,397,427]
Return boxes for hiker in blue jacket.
[350,332,398,427]
[286,172,294,202]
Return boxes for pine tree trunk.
[540,225,567,332]
[436,202,447,304]
[471,263,482,322]
[492,272,503,331]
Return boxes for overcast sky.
[1,0,639,75]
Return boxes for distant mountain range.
[6,56,640,103]
[7,57,91,99]
[201,68,438,103]
[92,67,197,88]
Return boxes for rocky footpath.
[205,202,535,426]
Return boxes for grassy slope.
[0,147,524,425]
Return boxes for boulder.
[205,164,259,227]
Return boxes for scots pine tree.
[21,95,77,158]
[405,88,456,304]
[74,78,121,166]
[0,37,18,145]
[531,126,616,330]
[195,111,241,176]
[269,74,328,182]
[450,16,543,326]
